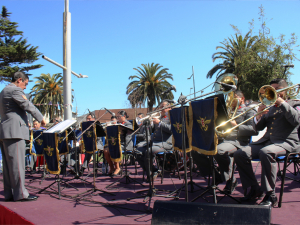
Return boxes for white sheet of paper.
[43,119,77,133]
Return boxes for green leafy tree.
[0,6,42,82]
[207,5,299,100]
[126,63,174,111]
[30,73,64,119]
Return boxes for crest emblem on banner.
[36,139,43,146]
[109,136,117,145]
[58,137,64,144]
[173,122,182,133]
[44,145,54,156]
[86,131,93,138]
[197,117,211,131]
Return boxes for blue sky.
[1,0,300,116]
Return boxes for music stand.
[38,120,79,199]
[72,121,114,198]
[106,124,145,188]
[61,128,93,186]
[125,119,180,211]
[189,95,240,203]
[81,122,106,179]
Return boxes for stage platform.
[1,161,300,225]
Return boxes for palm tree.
[126,63,174,111]
[207,31,261,80]
[30,73,64,120]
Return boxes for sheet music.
[43,119,77,133]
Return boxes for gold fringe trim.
[189,98,218,155]
[46,133,61,175]
[110,126,122,162]
[29,130,36,156]
[171,107,192,153]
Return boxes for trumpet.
[101,120,118,128]
[215,83,300,136]
[136,112,161,126]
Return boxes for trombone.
[149,73,239,115]
[215,83,300,136]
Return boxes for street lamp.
[187,66,196,98]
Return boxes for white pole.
[63,0,72,120]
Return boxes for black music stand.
[81,122,106,179]
[106,124,145,188]
[72,121,114,198]
[170,105,206,200]
[189,95,241,203]
[126,120,179,211]
[62,129,93,186]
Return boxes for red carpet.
[0,204,33,225]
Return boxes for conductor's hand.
[256,104,268,121]
[152,118,160,124]
[41,119,46,127]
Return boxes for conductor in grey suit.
[234,78,300,207]
[0,72,46,201]
[136,101,173,182]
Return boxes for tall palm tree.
[126,63,174,111]
[207,31,261,80]
[30,73,64,120]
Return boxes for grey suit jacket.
[0,83,43,140]
[253,100,300,152]
[225,104,258,148]
[151,115,173,150]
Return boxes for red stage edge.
[0,204,34,225]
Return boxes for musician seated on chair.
[136,101,173,182]
[234,78,300,207]
[214,90,258,193]
[103,110,133,176]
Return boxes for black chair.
[276,150,300,208]
[156,149,181,184]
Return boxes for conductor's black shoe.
[5,197,14,202]
[18,195,39,202]
[223,179,238,194]
[240,188,265,201]
[259,194,278,207]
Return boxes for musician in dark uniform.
[103,110,133,176]
[214,90,257,193]
[0,72,46,201]
[136,101,173,182]
[234,78,300,207]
